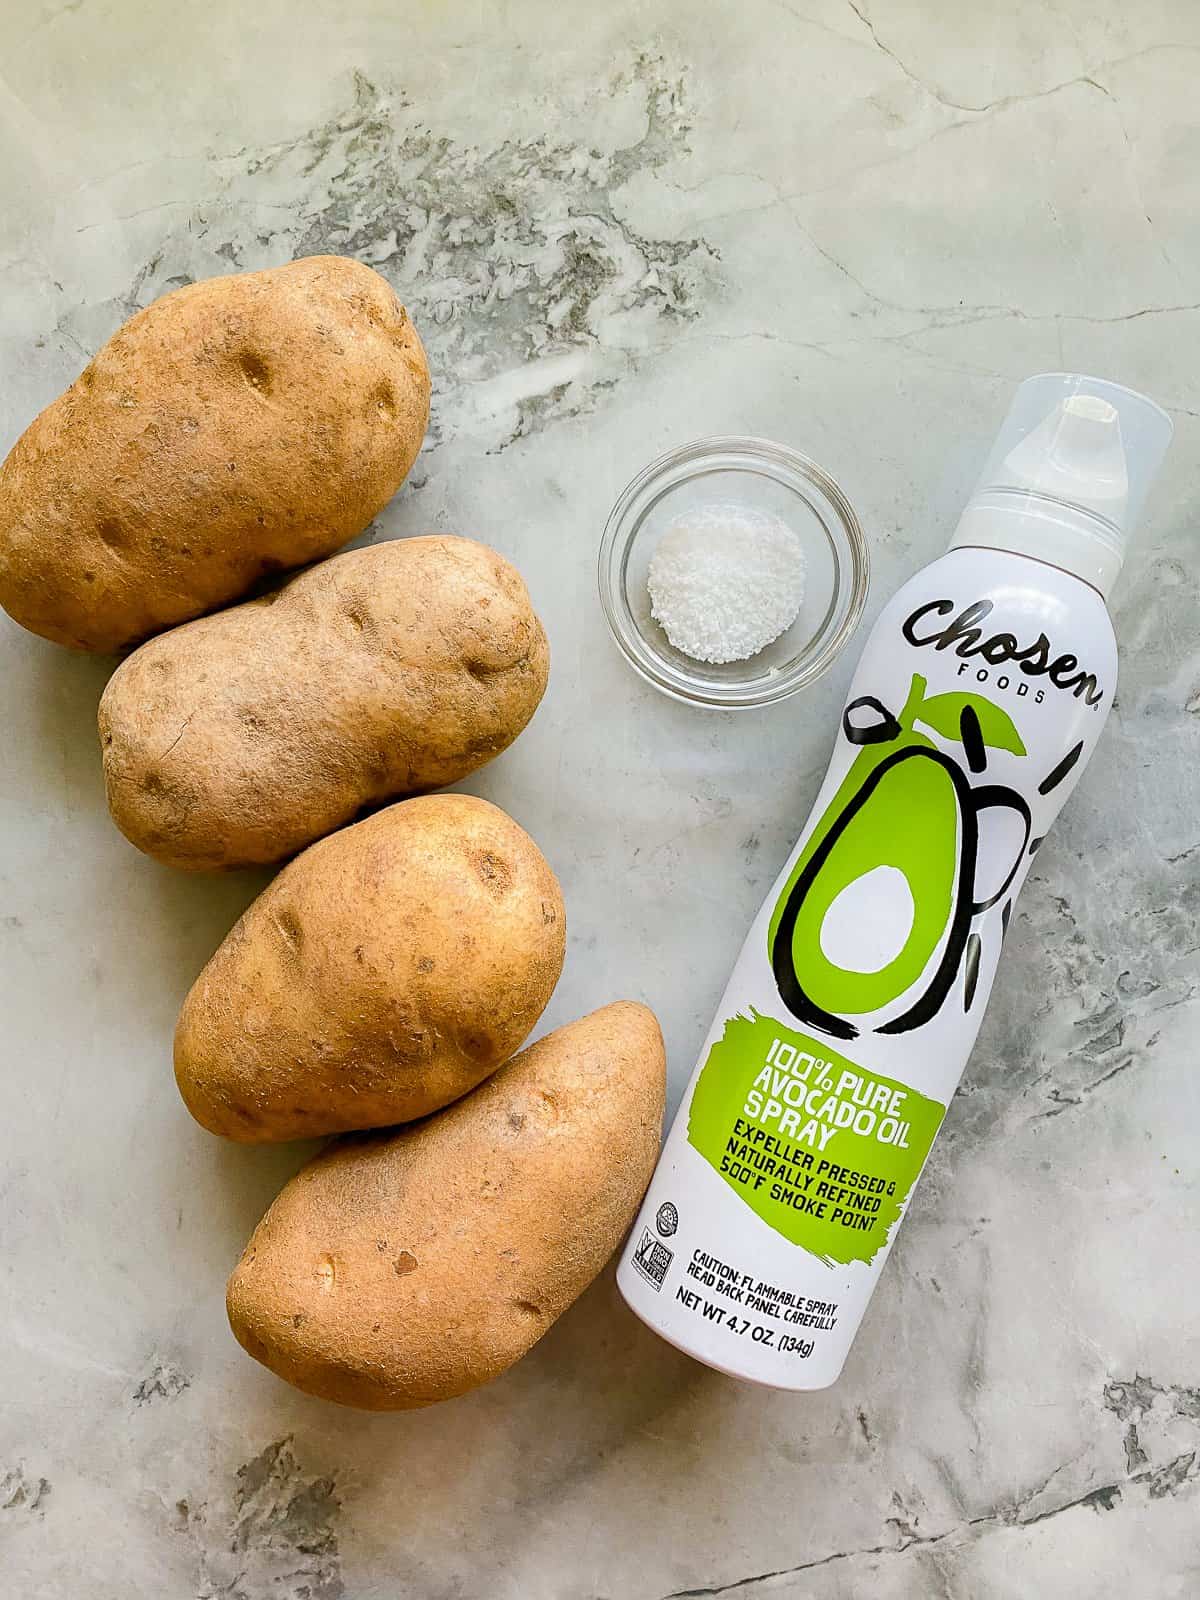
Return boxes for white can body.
[617,547,1118,1389]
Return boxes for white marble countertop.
[2,3,1198,1596]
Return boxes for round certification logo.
[655,1201,678,1238]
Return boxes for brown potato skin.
[98,537,549,871]
[226,1003,666,1409]
[175,795,565,1141]
[0,255,429,652]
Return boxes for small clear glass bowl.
[599,436,869,709]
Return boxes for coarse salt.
[647,503,808,664]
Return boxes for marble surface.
[2,2,1199,1595]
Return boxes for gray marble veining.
[1,2,1198,1596]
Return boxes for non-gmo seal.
[656,1202,679,1238]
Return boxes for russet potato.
[226,1003,667,1408]
[98,536,549,870]
[0,255,429,652]
[174,794,565,1141]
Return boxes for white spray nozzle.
[1002,393,1129,525]
[950,373,1173,597]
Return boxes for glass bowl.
[598,436,869,709]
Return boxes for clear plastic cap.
[952,374,1173,595]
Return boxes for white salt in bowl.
[599,436,869,708]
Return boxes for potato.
[175,794,565,1141]
[0,255,429,652]
[226,1002,666,1409]
[98,537,549,871]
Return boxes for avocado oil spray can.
[618,374,1173,1388]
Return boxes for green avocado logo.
[768,674,1034,1040]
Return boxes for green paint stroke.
[771,668,1024,966]
[767,673,1025,1024]
[687,1011,946,1267]
[916,690,1027,756]
[787,752,960,1018]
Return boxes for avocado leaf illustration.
[914,692,1026,756]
